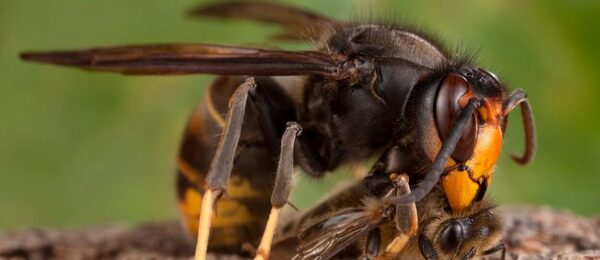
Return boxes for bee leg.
[195,78,257,260]
[377,174,418,259]
[255,122,302,260]
[418,235,437,260]
[482,243,506,260]
[364,228,382,259]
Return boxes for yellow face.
[440,100,504,212]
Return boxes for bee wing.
[188,1,336,41]
[20,44,338,77]
[292,208,380,260]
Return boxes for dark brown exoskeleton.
[20,1,535,259]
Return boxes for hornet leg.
[195,78,256,260]
[255,122,302,260]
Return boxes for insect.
[20,1,535,259]
[272,175,505,259]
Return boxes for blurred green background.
[1,0,599,229]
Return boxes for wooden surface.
[1,207,599,259]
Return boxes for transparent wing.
[292,208,381,260]
[188,0,336,41]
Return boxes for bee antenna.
[502,89,536,165]
[386,98,481,205]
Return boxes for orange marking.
[205,86,226,128]
[178,158,205,187]
[179,174,267,241]
[227,175,263,198]
[180,187,257,248]
[212,199,256,227]
[442,101,504,212]
[186,106,205,135]
[209,175,264,227]
[442,170,480,211]
[180,188,203,235]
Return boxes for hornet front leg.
[376,174,418,260]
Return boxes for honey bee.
[272,175,505,259]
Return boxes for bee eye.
[435,73,478,162]
[440,221,465,251]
